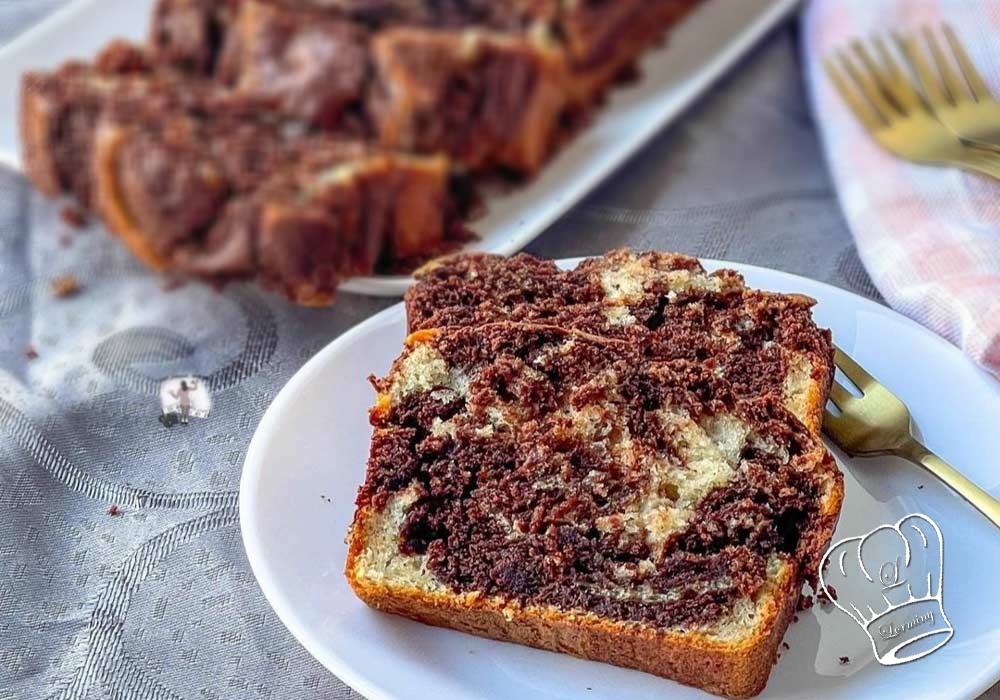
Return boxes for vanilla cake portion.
[347,323,843,697]
[405,250,834,434]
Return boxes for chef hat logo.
[819,514,953,666]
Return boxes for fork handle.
[957,153,1000,181]
[900,440,1000,528]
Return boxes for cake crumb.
[792,614,799,623]
[24,345,38,360]
[107,505,121,517]
[799,595,815,611]
[51,274,81,298]
[782,642,790,650]
[819,585,838,605]
[917,484,924,490]
[60,205,87,229]
[839,656,850,665]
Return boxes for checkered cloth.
[803,0,1000,377]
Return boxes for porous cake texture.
[348,251,842,697]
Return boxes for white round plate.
[241,259,1000,700]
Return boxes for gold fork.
[898,25,1000,152]
[823,39,1000,179]
[823,348,1000,528]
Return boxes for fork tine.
[942,24,991,101]
[821,408,848,437]
[823,56,884,130]
[851,40,906,114]
[838,48,898,121]
[869,35,924,111]
[833,348,878,393]
[822,408,841,428]
[922,26,969,102]
[894,31,950,106]
[850,40,891,86]
[821,409,858,452]
[827,380,857,410]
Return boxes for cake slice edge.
[346,492,800,699]
[345,321,843,698]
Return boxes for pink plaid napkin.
[802,0,1000,377]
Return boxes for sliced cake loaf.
[347,322,843,697]
[149,0,570,170]
[368,26,569,174]
[213,0,371,128]
[405,250,834,434]
[19,41,156,206]
[20,44,466,304]
[90,87,460,303]
[557,0,703,104]
[147,0,703,173]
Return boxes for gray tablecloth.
[0,6,995,700]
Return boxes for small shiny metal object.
[898,25,1000,153]
[823,347,1000,528]
[824,31,1000,180]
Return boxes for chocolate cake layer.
[405,251,834,432]
[360,323,841,628]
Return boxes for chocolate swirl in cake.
[406,250,835,434]
[359,322,842,629]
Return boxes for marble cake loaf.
[149,0,702,174]
[20,43,467,304]
[21,0,703,302]
[347,320,843,697]
[405,250,835,434]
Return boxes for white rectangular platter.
[0,0,800,296]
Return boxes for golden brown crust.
[383,155,451,259]
[92,124,172,271]
[803,378,826,435]
[789,291,834,435]
[807,350,835,435]
[346,502,800,698]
